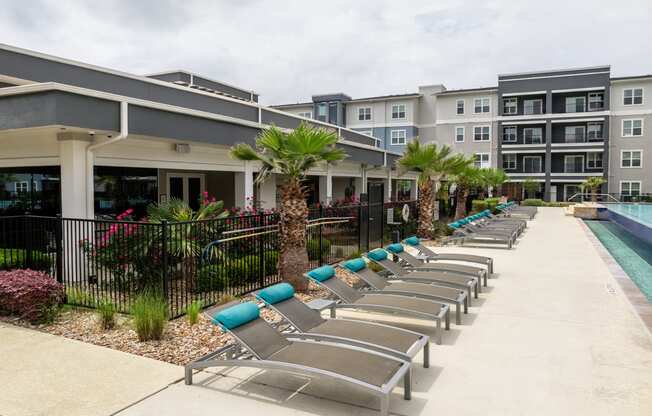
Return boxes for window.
[621,181,641,196]
[474,153,490,168]
[523,99,543,115]
[565,126,586,143]
[503,126,517,143]
[503,154,517,170]
[523,156,543,173]
[316,103,327,121]
[358,107,372,121]
[14,181,28,194]
[474,97,490,113]
[586,152,603,169]
[297,111,312,119]
[473,126,490,141]
[390,129,406,145]
[503,97,517,115]
[523,127,543,144]
[622,119,643,137]
[455,126,465,142]
[587,123,603,140]
[588,92,604,111]
[456,99,465,115]
[564,155,584,173]
[391,104,406,119]
[565,96,586,113]
[624,88,643,105]
[621,150,642,168]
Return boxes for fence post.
[258,214,265,286]
[161,220,169,301]
[357,203,363,252]
[55,215,63,283]
[318,205,324,266]
[23,213,33,268]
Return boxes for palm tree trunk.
[279,179,310,292]
[417,179,435,238]
[455,187,469,219]
[591,187,597,202]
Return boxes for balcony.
[562,133,604,144]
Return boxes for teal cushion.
[343,258,366,272]
[460,219,469,225]
[448,222,460,229]
[367,249,388,262]
[405,236,420,246]
[213,302,259,330]
[307,265,335,282]
[386,243,404,254]
[257,283,295,305]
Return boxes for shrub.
[307,238,331,261]
[131,291,167,341]
[0,269,64,323]
[432,221,454,237]
[471,200,487,212]
[0,249,52,272]
[484,197,500,212]
[196,251,279,292]
[97,299,117,330]
[66,287,95,307]
[196,264,230,292]
[522,199,544,206]
[186,300,203,325]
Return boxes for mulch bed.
[0,270,357,366]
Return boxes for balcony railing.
[563,165,584,173]
[502,136,545,145]
[523,105,544,115]
[561,134,605,143]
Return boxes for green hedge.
[471,197,501,213]
[196,251,279,292]
[307,238,331,261]
[522,199,544,206]
[0,249,52,272]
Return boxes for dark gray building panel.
[339,144,384,167]
[0,91,119,131]
[339,129,376,147]
[147,72,192,84]
[498,72,610,95]
[129,105,259,146]
[0,48,259,121]
[192,75,253,101]
[498,66,610,81]
[260,109,302,129]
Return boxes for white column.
[244,161,254,209]
[59,138,89,218]
[385,169,393,202]
[234,161,255,209]
[318,165,333,205]
[361,165,368,194]
[258,174,277,210]
[410,179,418,200]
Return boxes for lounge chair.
[461,218,520,240]
[447,221,514,249]
[498,202,536,219]
[322,261,467,324]
[378,245,488,289]
[185,302,412,416]
[305,265,450,344]
[343,255,478,305]
[480,210,527,231]
[402,236,494,274]
[469,213,523,236]
[255,283,431,367]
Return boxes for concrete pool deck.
[2,207,651,416]
[117,207,652,416]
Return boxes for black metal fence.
[0,200,418,317]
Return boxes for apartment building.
[275,66,652,201]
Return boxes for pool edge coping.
[579,218,652,336]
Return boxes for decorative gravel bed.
[0,275,351,366]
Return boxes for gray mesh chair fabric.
[229,318,292,359]
[411,243,493,274]
[311,319,421,353]
[268,342,402,388]
[272,297,326,331]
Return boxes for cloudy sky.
[1,0,651,104]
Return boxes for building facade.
[275,66,652,201]
[0,44,418,219]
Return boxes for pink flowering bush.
[0,269,64,323]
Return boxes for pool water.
[585,220,652,302]
[604,203,652,228]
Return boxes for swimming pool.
[586,220,652,302]
[604,203,652,227]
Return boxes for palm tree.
[397,140,467,238]
[449,158,483,219]
[480,168,509,198]
[230,122,346,291]
[581,177,606,202]
[522,178,539,200]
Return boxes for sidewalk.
[0,323,181,416]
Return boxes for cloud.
[0,0,650,105]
